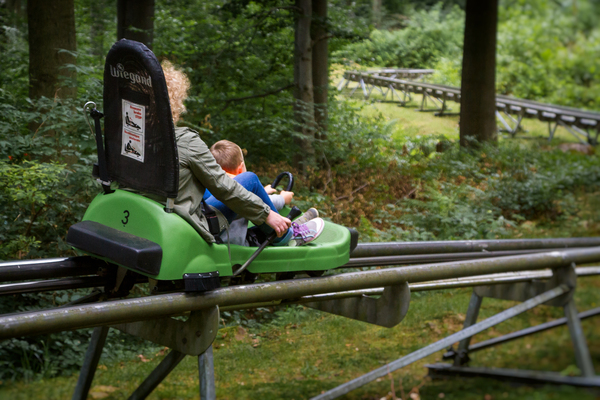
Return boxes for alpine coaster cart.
[66,39,356,399]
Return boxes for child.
[207,139,321,246]
[162,60,322,247]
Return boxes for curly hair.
[161,60,190,124]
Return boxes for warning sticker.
[121,100,145,162]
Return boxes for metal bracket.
[304,283,410,328]
[112,306,219,356]
[474,264,576,307]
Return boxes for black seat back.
[103,39,178,198]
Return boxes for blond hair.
[161,60,190,124]
[210,140,245,173]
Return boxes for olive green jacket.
[173,127,270,243]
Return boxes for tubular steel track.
[2,246,600,340]
[339,70,600,144]
[2,242,600,399]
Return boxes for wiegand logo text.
[109,64,152,87]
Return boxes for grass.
[2,80,600,399]
[2,278,600,399]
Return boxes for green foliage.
[1,0,599,385]
[0,6,127,382]
[0,92,99,259]
[333,4,464,68]
[152,0,372,164]
[0,290,161,382]
[496,0,600,109]
[0,161,67,259]
[336,0,600,109]
[323,99,395,170]
[369,139,600,242]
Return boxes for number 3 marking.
[122,210,130,225]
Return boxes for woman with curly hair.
[161,61,294,245]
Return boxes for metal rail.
[347,248,599,268]
[290,266,600,304]
[0,276,108,296]
[350,238,600,258]
[311,284,571,399]
[466,306,600,354]
[2,247,600,340]
[0,256,102,282]
[3,237,600,287]
[340,70,600,144]
[216,266,600,312]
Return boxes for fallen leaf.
[235,326,247,341]
[89,385,118,399]
[138,354,150,362]
[155,347,168,357]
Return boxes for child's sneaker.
[294,208,319,225]
[290,218,325,246]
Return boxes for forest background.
[1,0,600,390]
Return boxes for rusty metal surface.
[2,247,600,340]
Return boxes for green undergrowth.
[2,278,600,399]
[367,137,600,242]
[323,86,600,243]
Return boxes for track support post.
[436,263,597,385]
[71,306,220,400]
[199,346,216,399]
[452,292,482,366]
[72,326,110,400]
[564,298,595,377]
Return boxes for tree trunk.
[311,0,328,140]
[372,0,382,28]
[90,0,107,58]
[28,0,77,99]
[3,0,26,28]
[117,0,155,49]
[459,0,498,147]
[293,0,315,172]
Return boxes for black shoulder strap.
[201,199,223,243]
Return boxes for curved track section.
[340,70,600,144]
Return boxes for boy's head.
[210,140,247,175]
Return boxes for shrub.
[332,4,464,68]
[363,139,600,242]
